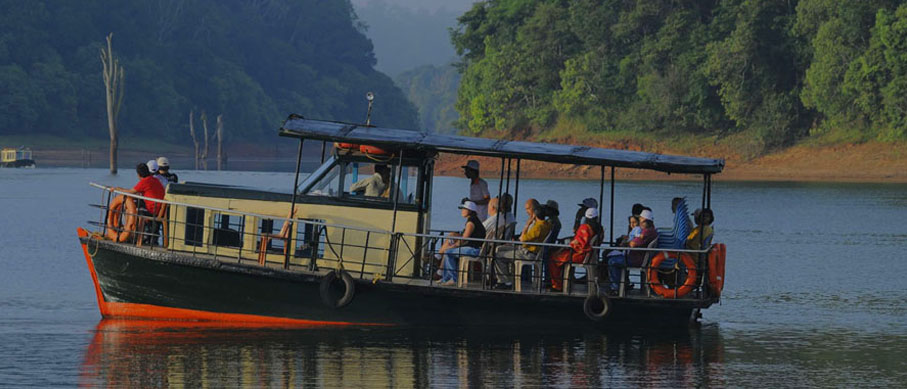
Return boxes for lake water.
[1,167,906,386]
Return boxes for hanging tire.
[320,270,355,308]
[583,295,611,321]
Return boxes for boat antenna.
[365,91,375,126]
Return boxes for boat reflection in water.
[80,320,725,387]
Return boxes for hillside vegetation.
[451,0,907,155]
[0,0,417,143]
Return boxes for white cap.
[639,209,654,222]
[458,200,478,212]
[156,156,169,167]
[146,159,158,172]
[584,207,599,219]
[462,160,480,171]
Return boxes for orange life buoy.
[334,142,359,150]
[648,252,698,298]
[359,144,391,155]
[707,243,726,297]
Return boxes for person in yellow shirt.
[686,208,714,250]
[492,199,551,289]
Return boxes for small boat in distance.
[1,147,36,168]
[76,114,727,328]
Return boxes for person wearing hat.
[606,208,658,292]
[438,200,487,286]
[462,160,490,220]
[492,199,551,289]
[549,207,604,291]
[156,157,179,183]
[574,198,598,233]
[543,200,562,242]
[147,159,169,189]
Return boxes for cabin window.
[344,162,391,200]
[305,163,342,197]
[397,166,419,205]
[184,207,205,247]
[212,212,244,248]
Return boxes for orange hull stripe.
[77,228,110,316]
[101,301,390,327]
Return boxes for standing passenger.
[463,160,490,220]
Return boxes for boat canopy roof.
[279,116,724,174]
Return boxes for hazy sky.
[351,0,481,75]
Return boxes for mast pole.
[285,138,305,269]
[609,167,615,245]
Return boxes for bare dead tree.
[100,33,125,175]
[188,109,199,170]
[216,114,224,171]
[199,111,210,170]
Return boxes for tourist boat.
[76,114,726,328]
[1,147,36,168]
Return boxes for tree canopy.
[0,0,417,143]
[450,0,907,153]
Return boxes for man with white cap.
[147,159,169,188]
[462,160,490,220]
[607,208,658,293]
[156,156,178,183]
[574,197,598,233]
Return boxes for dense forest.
[0,0,417,143]
[451,0,907,154]
[395,63,460,134]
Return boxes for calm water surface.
[1,168,906,387]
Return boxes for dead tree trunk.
[188,109,199,170]
[100,33,125,175]
[216,114,224,171]
[200,111,210,170]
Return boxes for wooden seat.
[136,203,169,248]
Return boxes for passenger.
[104,163,165,242]
[156,156,178,183]
[549,208,603,291]
[147,159,169,189]
[544,200,562,240]
[350,164,389,197]
[483,194,515,238]
[607,209,657,293]
[463,160,490,220]
[492,199,551,289]
[686,208,714,251]
[438,201,486,286]
[574,198,597,233]
[632,203,646,217]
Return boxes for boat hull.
[0,159,36,168]
[78,231,708,328]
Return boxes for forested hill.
[0,0,417,143]
[451,1,907,154]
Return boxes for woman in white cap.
[147,159,169,188]
[607,208,658,292]
[156,156,178,183]
[549,207,603,291]
[438,201,487,286]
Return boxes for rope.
[87,235,100,257]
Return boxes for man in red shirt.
[105,163,165,242]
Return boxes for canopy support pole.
[285,138,304,270]
[513,159,521,225]
[609,166,615,245]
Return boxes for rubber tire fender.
[320,270,356,308]
[583,295,611,321]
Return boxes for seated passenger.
[156,156,179,183]
[544,200,562,240]
[492,199,550,289]
[105,163,165,242]
[147,159,169,189]
[350,164,389,197]
[439,201,486,286]
[607,209,657,292]
[483,194,515,238]
[686,208,714,251]
[574,198,598,233]
[549,207,603,291]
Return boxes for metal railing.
[86,183,715,300]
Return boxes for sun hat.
[156,156,170,168]
[579,198,597,208]
[639,209,654,222]
[458,201,478,212]
[462,160,480,171]
[585,207,599,219]
[545,200,559,212]
[146,159,159,173]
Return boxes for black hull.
[1,159,36,168]
[82,238,710,328]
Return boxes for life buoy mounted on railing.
[648,252,698,298]
[707,243,726,297]
[320,270,356,308]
